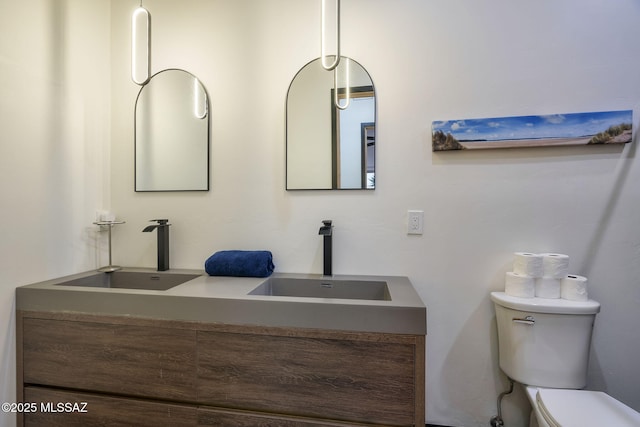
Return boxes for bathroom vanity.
[16,269,426,426]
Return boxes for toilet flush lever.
[512,316,535,325]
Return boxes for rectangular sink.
[54,271,201,291]
[249,277,391,301]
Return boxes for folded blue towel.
[204,250,275,278]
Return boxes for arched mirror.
[135,69,210,192]
[286,57,376,190]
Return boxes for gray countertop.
[16,268,426,335]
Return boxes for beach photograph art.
[432,110,633,151]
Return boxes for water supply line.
[490,377,514,427]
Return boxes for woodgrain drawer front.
[22,318,197,401]
[23,386,198,427]
[197,331,416,426]
[198,406,378,427]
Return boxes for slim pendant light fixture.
[334,58,350,110]
[321,0,340,71]
[194,77,208,119]
[132,4,150,85]
[321,0,349,109]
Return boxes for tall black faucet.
[318,220,333,276]
[142,219,171,271]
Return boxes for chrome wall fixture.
[131,4,151,85]
[321,0,350,110]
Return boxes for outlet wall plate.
[407,210,424,235]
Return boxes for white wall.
[2,1,639,426]
[0,1,111,426]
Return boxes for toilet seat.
[535,388,640,427]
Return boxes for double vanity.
[16,269,426,426]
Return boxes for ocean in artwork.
[432,110,632,151]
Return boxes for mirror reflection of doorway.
[362,123,375,189]
[331,86,375,189]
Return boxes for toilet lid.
[536,388,640,427]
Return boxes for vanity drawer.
[197,330,417,426]
[198,405,379,426]
[23,386,198,427]
[22,317,197,401]
[23,385,375,427]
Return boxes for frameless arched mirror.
[286,57,376,190]
[135,69,209,191]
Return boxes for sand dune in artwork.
[460,128,632,149]
[460,136,592,149]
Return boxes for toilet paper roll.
[535,277,561,299]
[513,252,543,278]
[505,272,535,298]
[561,275,588,301]
[541,253,570,279]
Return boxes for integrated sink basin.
[54,271,201,291]
[249,277,391,301]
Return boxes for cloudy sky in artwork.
[432,110,632,141]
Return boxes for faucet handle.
[150,219,170,225]
[319,220,333,236]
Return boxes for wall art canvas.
[432,110,632,151]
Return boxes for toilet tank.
[491,292,600,389]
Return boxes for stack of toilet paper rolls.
[505,252,589,301]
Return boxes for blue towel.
[204,250,275,278]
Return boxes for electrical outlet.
[407,210,424,235]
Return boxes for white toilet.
[491,292,640,427]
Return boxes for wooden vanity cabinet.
[17,311,425,426]
[21,316,197,401]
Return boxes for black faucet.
[142,219,171,271]
[318,220,333,276]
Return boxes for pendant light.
[321,0,340,71]
[321,0,350,110]
[334,59,350,110]
[131,4,150,85]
